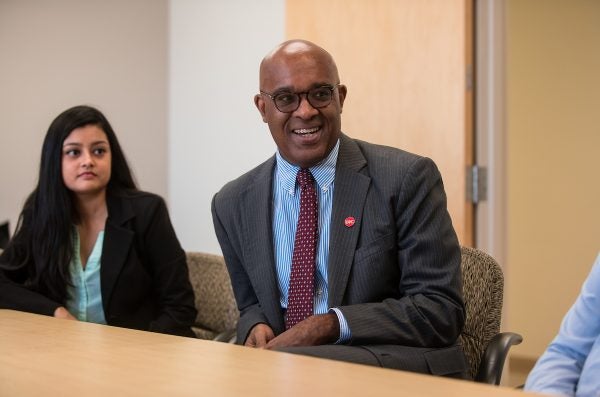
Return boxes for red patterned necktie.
[285,168,318,330]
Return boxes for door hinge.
[467,165,487,204]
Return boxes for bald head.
[259,40,340,89]
[254,39,347,168]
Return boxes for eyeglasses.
[260,84,340,113]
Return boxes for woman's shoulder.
[112,188,164,200]
[108,190,169,219]
[117,189,164,203]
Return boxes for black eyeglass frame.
[259,83,342,113]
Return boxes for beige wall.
[168,0,283,253]
[0,0,168,231]
[506,0,600,359]
[0,0,285,254]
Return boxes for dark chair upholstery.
[459,246,523,385]
[186,251,238,342]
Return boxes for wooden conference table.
[0,310,537,397]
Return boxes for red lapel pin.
[344,216,355,228]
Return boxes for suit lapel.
[328,135,370,307]
[101,194,134,312]
[241,158,285,332]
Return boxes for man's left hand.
[265,313,339,349]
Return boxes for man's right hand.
[245,323,275,348]
[53,306,77,320]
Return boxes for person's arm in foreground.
[525,254,600,396]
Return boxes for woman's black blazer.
[0,191,197,337]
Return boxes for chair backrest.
[186,251,239,340]
[459,246,504,380]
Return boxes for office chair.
[459,246,523,385]
[186,251,238,342]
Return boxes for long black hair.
[0,105,137,303]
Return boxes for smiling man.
[211,40,468,377]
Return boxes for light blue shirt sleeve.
[330,307,352,344]
[524,253,600,397]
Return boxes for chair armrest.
[475,332,523,385]
[213,328,237,344]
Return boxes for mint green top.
[65,229,107,324]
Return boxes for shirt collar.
[275,139,339,195]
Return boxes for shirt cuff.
[329,307,351,344]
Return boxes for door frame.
[475,0,506,270]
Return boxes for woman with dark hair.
[0,105,197,337]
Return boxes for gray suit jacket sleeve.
[212,193,271,342]
[211,156,285,343]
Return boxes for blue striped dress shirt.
[273,140,351,343]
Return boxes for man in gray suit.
[212,39,468,377]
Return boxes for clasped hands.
[245,313,339,349]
